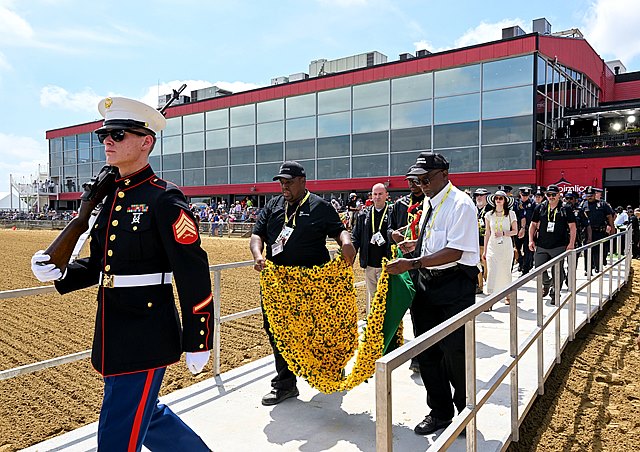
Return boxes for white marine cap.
[95,97,166,135]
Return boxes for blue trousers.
[97,367,209,452]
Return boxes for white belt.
[99,272,173,288]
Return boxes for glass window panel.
[183,168,204,186]
[257,162,283,182]
[481,143,532,171]
[77,163,91,179]
[63,150,76,165]
[63,165,76,177]
[353,106,389,133]
[392,73,433,103]
[149,155,161,171]
[206,167,228,185]
[286,139,315,160]
[183,132,205,153]
[318,87,350,114]
[257,121,284,144]
[353,80,389,109]
[92,146,105,161]
[230,165,254,183]
[318,112,350,137]
[78,148,91,163]
[206,129,229,149]
[230,125,255,147]
[206,109,229,130]
[435,64,481,97]
[482,86,533,120]
[63,135,76,150]
[163,154,181,171]
[317,135,349,158]
[434,94,480,124]
[230,104,255,126]
[391,151,419,175]
[286,116,316,141]
[183,113,204,133]
[391,126,431,152]
[183,151,204,169]
[205,148,228,167]
[352,131,388,155]
[163,170,182,186]
[286,93,316,118]
[257,142,283,163]
[50,152,63,167]
[77,133,91,150]
[50,138,63,153]
[162,135,182,155]
[92,162,106,174]
[605,168,631,181]
[483,55,534,91]
[353,154,388,177]
[164,117,182,136]
[391,100,432,129]
[434,121,479,148]
[438,147,479,173]
[482,116,533,145]
[230,145,254,165]
[257,99,284,122]
[317,157,349,180]
[298,160,315,180]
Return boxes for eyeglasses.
[416,170,443,186]
[494,196,505,201]
[96,129,148,144]
[408,179,420,186]
[546,193,558,198]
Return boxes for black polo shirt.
[253,192,345,267]
[532,202,576,249]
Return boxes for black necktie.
[414,201,433,257]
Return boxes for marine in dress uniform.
[250,161,356,406]
[31,97,213,451]
[387,152,480,435]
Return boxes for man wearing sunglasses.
[580,186,614,272]
[528,184,577,304]
[387,152,480,435]
[31,97,213,451]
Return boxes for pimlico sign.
[554,178,588,193]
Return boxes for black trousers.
[591,231,609,270]
[411,269,475,420]
[262,309,297,390]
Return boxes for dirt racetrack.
[0,228,639,451]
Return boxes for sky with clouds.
[1,0,639,190]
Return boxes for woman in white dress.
[482,191,518,304]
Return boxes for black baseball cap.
[546,184,560,194]
[273,161,306,180]
[407,152,449,176]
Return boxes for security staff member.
[387,152,480,435]
[387,166,426,373]
[352,182,393,311]
[564,190,591,274]
[250,161,356,406]
[516,187,536,274]
[581,186,614,271]
[31,97,213,451]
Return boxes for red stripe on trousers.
[128,369,155,452]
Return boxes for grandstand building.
[45,17,640,210]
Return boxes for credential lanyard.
[547,205,558,223]
[424,184,453,240]
[284,191,311,228]
[371,204,388,234]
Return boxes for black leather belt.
[423,265,460,279]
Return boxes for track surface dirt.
[0,228,638,451]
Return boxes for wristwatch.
[412,259,422,269]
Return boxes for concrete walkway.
[25,256,627,452]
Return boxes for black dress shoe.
[409,359,420,373]
[261,387,299,406]
[414,414,452,435]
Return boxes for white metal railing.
[375,228,632,451]
[0,249,364,381]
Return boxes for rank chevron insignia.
[172,210,198,245]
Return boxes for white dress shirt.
[419,181,480,269]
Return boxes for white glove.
[186,350,210,375]
[31,250,65,282]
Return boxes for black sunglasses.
[416,170,443,186]
[546,193,558,197]
[494,196,505,201]
[96,129,148,144]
